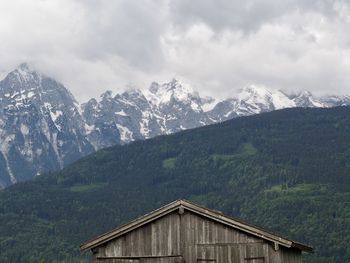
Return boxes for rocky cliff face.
[1,64,349,187]
[0,64,94,186]
[81,79,212,150]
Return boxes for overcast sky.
[0,0,350,102]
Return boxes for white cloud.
[0,0,349,101]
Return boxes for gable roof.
[80,199,313,252]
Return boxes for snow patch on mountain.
[116,124,133,143]
[238,85,296,111]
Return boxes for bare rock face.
[1,64,349,187]
[0,63,94,186]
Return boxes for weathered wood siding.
[94,211,181,259]
[93,209,302,263]
[266,243,302,263]
[279,247,302,263]
[180,211,302,263]
[95,257,183,263]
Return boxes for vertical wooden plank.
[208,220,213,243]
[168,213,172,255]
[143,224,150,255]
[182,212,190,263]
[230,245,242,263]
[151,222,156,256]
[176,212,181,256]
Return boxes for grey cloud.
[0,0,350,102]
[76,0,169,72]
[169,0,341,32]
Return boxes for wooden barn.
[81,200,312,263]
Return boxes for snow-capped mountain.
[0,63,94,186]
[208,85,293,121]
[82,79,213,150]
[144,79,211,133]
[1,63,349,187]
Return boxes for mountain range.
[1,63,350,187]
[0,106,349,262]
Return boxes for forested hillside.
[0,107,350,262]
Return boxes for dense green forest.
[1,107,350,262]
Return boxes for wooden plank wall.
[95,211,181,258]
[180,211,301,263]
[279,247,302,263]
[94,209,302,263]
[181,211,265,263]
[95,256,183,263]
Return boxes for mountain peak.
[292,90,323,107]
[149,82,160,94]
[145,78,195,107]
[6,62,42,86]
[148,78,192,93]
[18,62,31,71]
[163,78,194,96]
[15,62,38,76]
[123,87,143,96]
[168,78,181,89]
[297,90,313,97]
[241,84,270,92]
[237,84,295,110]
[100,90,114,100]
[238,84,271,100]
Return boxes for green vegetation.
[212,143,257,162]
[69,183,108,193]
[0,107,350,262]
[239,142,257,156]
[162,157,176,169]
[265,183,321,193]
